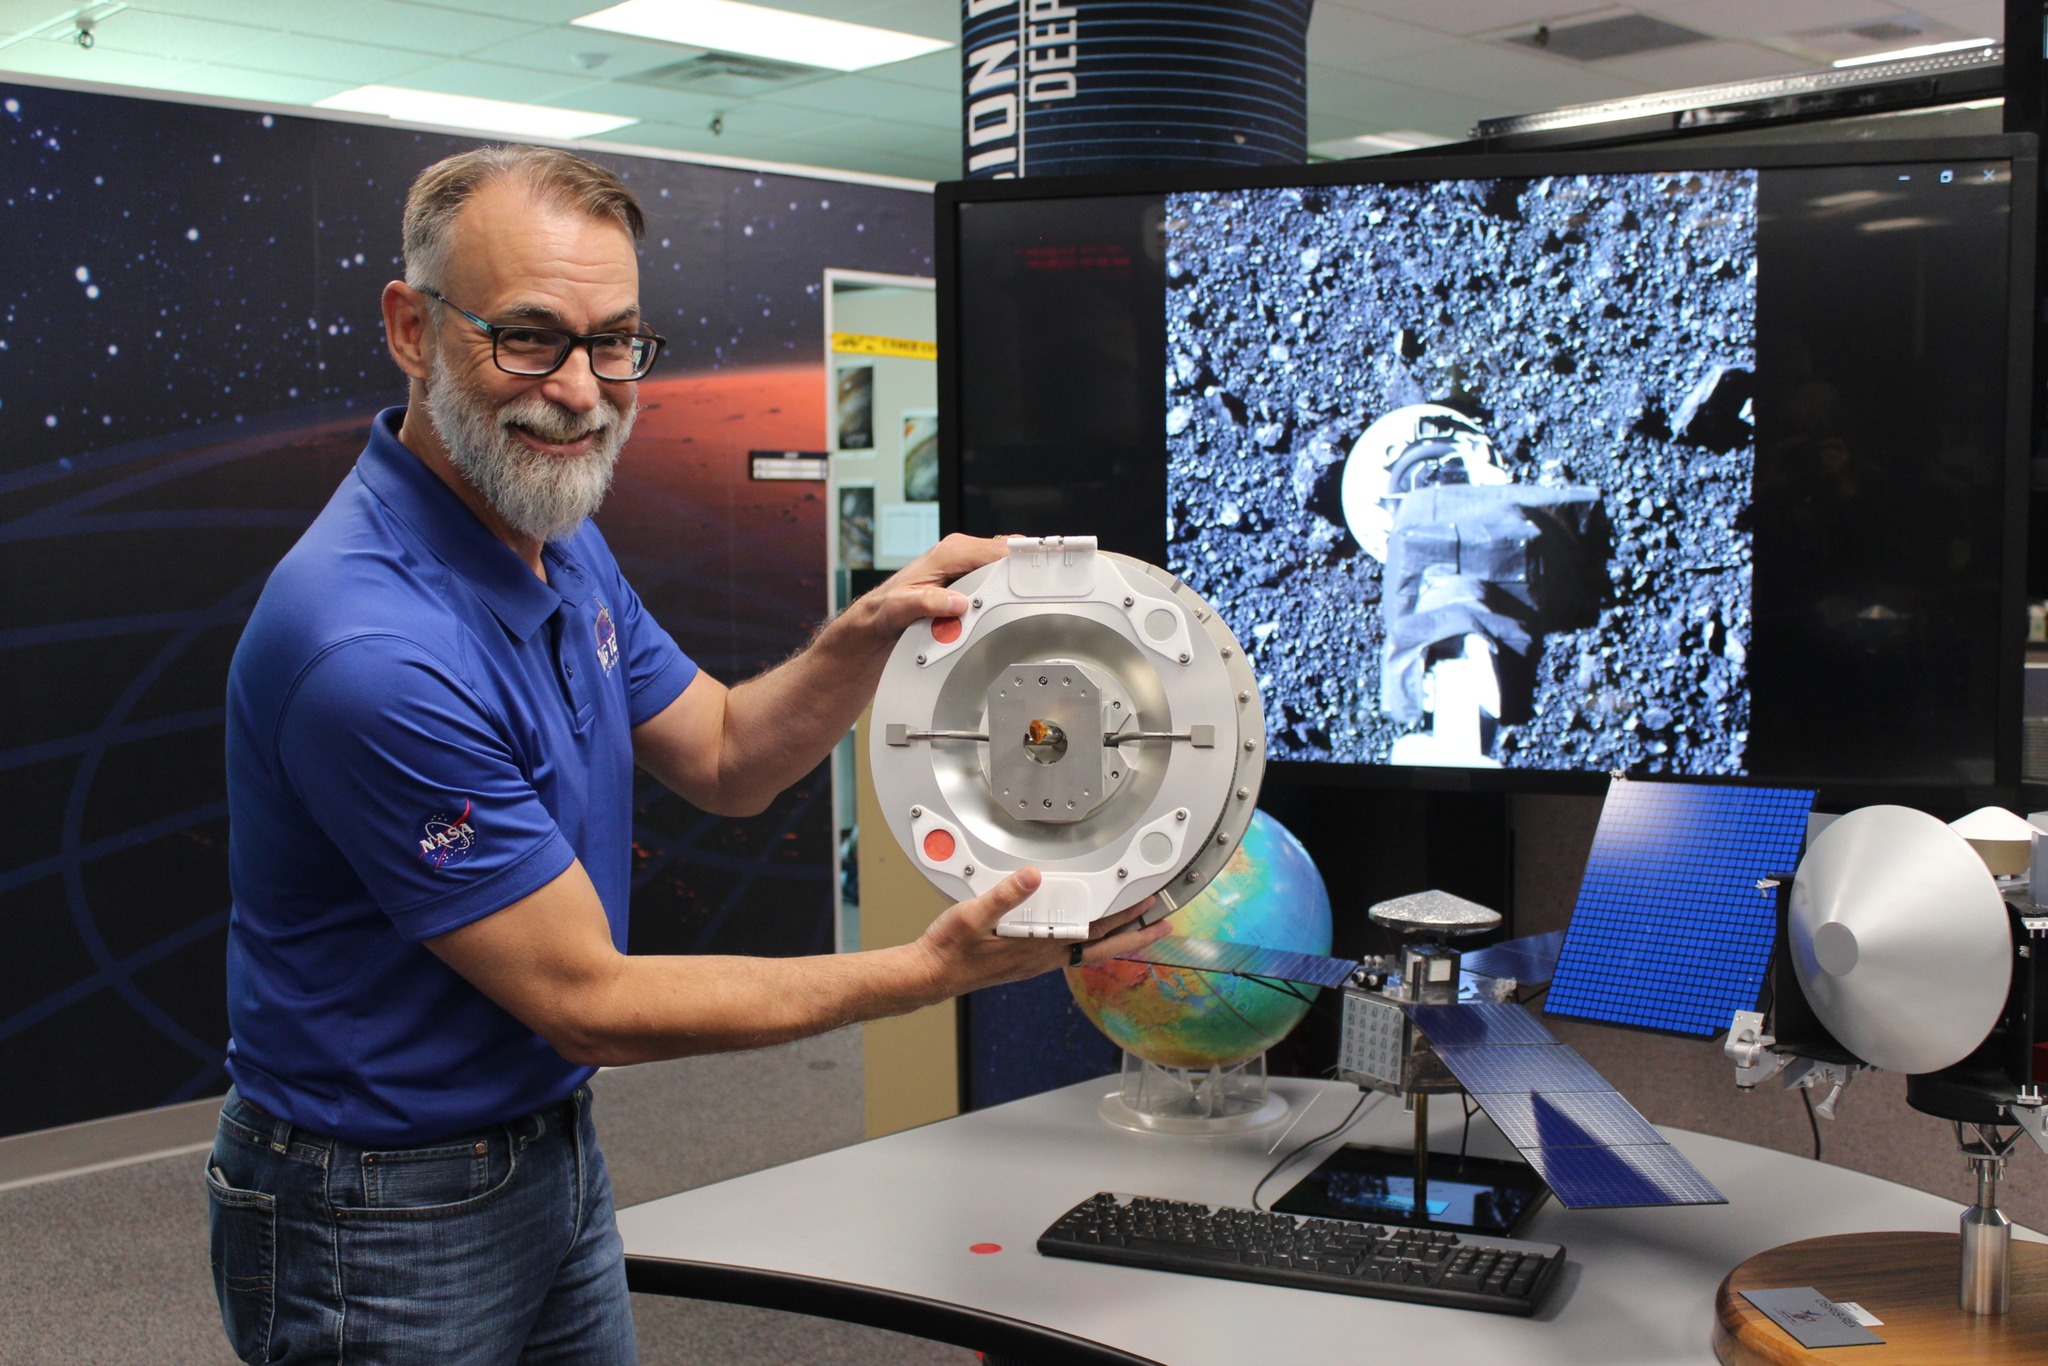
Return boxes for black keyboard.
[1037,1192,1565,1315]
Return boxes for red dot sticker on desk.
[970,1243,1002,1255]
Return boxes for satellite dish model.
[869,536,1265,941]
[1788,806,2012,1076]
[1729,804,2048,1321]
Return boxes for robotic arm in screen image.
[1342,403,1607,769]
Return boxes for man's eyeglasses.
[418,286,665,381]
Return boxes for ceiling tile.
[1308,5,1463,65]
[1308,71,1515,138]
[767,72,956,125]
[0,39,196,87]
[1348,1,1625,39]
[0,2,85,41]
[706,98,856,140]
[71,8,277,64]
[854,116,957,156]
[122,0,337,26]
[1910,0,2003,36]
[1642,0,1907,42]
[541,78,727,123]
[403,0,603,21]
[1594,37,1816,88]
[467,26,696,80]
[215,32,438,83]
[290,2,539,54]
[1342,39,1652,111]
[852,0,964,42]
[862,49,955,91]
[393,57,605,102]
[152,65,354,106]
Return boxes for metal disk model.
[869,536,1265,939]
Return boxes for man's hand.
[910,868,1173,998]
[845,532,1009,641]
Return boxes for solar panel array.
[1116,935,1358,989]
[1544,779,1815,1038]
[1406,1002,1727,1209]
[1460,930,1565,988]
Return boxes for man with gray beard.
[211,144,1165,1364]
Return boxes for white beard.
[425,351,634,543]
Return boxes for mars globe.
[1067,809,1332,1068]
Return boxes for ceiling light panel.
[1833,37,1996,67]
[313,86,638,139]
[572,0,951,73]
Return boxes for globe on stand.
[1066,808,1333,1132]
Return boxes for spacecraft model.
[868,536,1265,940]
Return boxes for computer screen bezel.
[934,134,2038,810]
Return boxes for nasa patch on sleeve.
[417,801,477,870]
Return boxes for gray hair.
[401,144,646,290]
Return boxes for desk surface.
[619,1075,2011,1366]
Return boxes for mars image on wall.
[0,82,932,1135]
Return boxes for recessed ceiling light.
[312,87,638,140]
[572,0,950,73]
[1833,38,1995,68]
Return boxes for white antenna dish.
[1789,805,2011,1075]
[870,537,1264,940]
[1948,806,2042,878]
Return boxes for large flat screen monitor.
[938,137,2035,804]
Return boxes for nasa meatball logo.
[417,800,477,869]
[593,600,619,675]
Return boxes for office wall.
[0,80,933,1140]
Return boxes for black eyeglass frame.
[417,285,666,381]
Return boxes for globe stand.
[1099,1051,1289,1134]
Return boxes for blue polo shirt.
[224,407,696,1145]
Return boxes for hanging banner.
[960,0,1310,179]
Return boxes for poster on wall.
[836,364,874,449]
[0,80,935,1139]
[839,484,876,569]
[901,409,939,502]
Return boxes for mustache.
[498,396,618,444]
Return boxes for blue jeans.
[206,1085,637,1365]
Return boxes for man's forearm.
[711,599,897,809]
[565,937,943,1066]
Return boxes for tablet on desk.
[1273,1144,1551,1238]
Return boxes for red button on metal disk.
[970,1243,1002,1255]
[923,829,956,862]
[931,616,963,644]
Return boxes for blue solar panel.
[1430,1042,1611,1095]
[1544,779,1814,1038]
[1405,1002,1556,1049]
[1466,1089,1668,1150]
[1520,1141,1726,1209]
[1398,991,1726,1208]
[1460,930,1566,987]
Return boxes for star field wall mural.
[0,82,933,1139]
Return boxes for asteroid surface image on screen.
[1164,172,1757,774]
